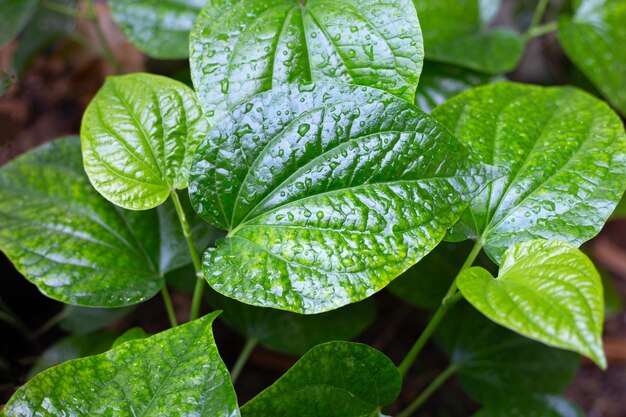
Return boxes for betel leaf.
[189,0,423,125]
[412,0,523,73]
[0,136,213,307]
[241,341,400,416]
[188,82,499,313]
[3,312,240,417]
[458,239,606,368]
[435,302,579,406]
[0,0,38,46]
[433,82,626,262]
[611,192,626,220]
[60,305,134,335]
[81,72,209,210]
[110,0,205,59]
[558,0,626,116]
[473,395,585,417]
[112,327,148,348]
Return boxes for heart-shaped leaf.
[110,0,206,59]
[473,395,585,417]
[433,82,626,262]
[435,302,579,405]
[558,0,626,116]
[0,137,213,307]
[3,312,240,417]
[81,72,209,210]
[458,239,606,368]
[0,0,37,45]
[189,0,423,125]
[189,82,500,313]
[241,341,400,416]
[412,0,523,73]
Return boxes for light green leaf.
[60,305,135,335]
[112,327,148,348]
[241,341,400,416]
[558,0,626,116]
[433,82,626,262]
[473,395,585,417]
[412,0,523,73]
[435,302,580,405]
[458,239,606,368]
[111,0,205,59]
[81,72,209,210]
[189,0,423,125]
[189,82,500,313]
[4,312,240,417]
[0,0,37,46]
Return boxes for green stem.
[39,0,92,19]
[525,21,558,40]
[396,364,458,417]
[397,240,482,377]
[170,190,205,321]
[161,286,178,328]
[523,0,557,41]
[231,338,257,384]
[84,0,122,73]
[33,308,69,337]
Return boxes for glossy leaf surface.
[241,341,400,416]
[110,0,205,59]
[473,395,585,417]
[4,312,240,417]
[190,0,423,125]
[435,302,579,405]
[0,0,37,45]
[559,0,626,116]
[412,0,522,73]
[81,73,209,210]
[458,240,606,368]
[189,82,499,313]
[433,82,626,261]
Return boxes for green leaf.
[4,312,240,417]
[241,341,400,416]
[558,0,626,116]
[0,137,212,307]
[412,0,523,73]
[473,395,585,417]
[435,302,579,406]
[432,82,626,262]
[81,72,209,210]
[60,305,135,335]
[0,0,37,46]
[208,290,376,355]
[189,82,500,313]
[110,0,205,59]
[458,239,606,368]
[189,0,424,125]
[611,191,626,220]
[112,327,148,348]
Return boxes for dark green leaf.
[112,327,148,348]
[189,82,499,313]
[110,0,205,59]
[611,192,626,220]
[60,305,134,335]
[473,395,585,417]
[4,312,240,417]
[433,82,626,262]
[435,302,579,406]
[558,0,626,116]
[241,341,400,416]
[190,0,424,125]
[412,0,523,73]
[0,0,37,46]
[81,73,209,210]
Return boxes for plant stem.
[33,308,69,337]
[169,190,205,321]
[396,364,458,417]
[397,240,482,377]
[525,21,558,40]
[523,0,557,41]
[231,338,257,384]
[39,0,92,19]
[84,0,122,73]
[161,286,178,327]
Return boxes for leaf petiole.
[396,364,458,417]
[231,338,257,384]
[161,286,178,327]
[523,0,557,42]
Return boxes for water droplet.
[298,123,311,136]
[220,80,230,94]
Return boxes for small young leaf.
[433,82,626,262]
[110,0,205,59]
[0,0,38,46]
[412,0,523,73]
[189,82,500,313]
[81,73,209,210]
[112,327,148,348]
[190,0,423,124]
[558,0,626,116]
[3,312,240,417]
[435,302,579,405]
[458,239,606,368]
[473,395,585,417]
[241,341,400,416]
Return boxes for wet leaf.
[189,82,499,313]
[473,395,585,417]
[433,82,626,262]
[189,0,423,125]
[241,341,400,416]
[81,73,209,210]
[558,0,626,116]
[110,0,206,59]
[0,0,37,45]
[458,240,606,368]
